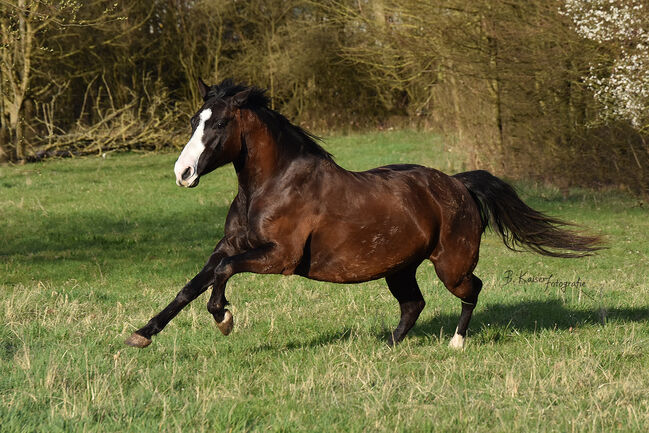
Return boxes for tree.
[561,0,649,132]
[0,0,129,161]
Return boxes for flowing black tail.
[453,170,604,258]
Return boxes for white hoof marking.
[449,332,465,349]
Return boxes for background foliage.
[1,0,649,192]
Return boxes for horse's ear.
[231,88,253,108]
[197,77,210,100]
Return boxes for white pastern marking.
[174,108,213,185]
[449,327,466,349]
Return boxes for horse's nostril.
[181,167,192,181]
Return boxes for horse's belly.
[303,220,432,283]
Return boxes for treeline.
[1,0,648,192]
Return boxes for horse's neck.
[235,111,332,195]
[235,118,289,193]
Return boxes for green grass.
[1,130,648,432]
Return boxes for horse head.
[174,78,258,188]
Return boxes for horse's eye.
[216,120,226,129]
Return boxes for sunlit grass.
[1,130,648,432]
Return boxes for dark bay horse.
[125,79,603,349]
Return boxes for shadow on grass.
[405,299,649,342]
[1,206,229,258]
[250,328,357,353]
[0,205,232,285]
[246,300,649,351]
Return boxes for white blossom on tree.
[561,0,649,130]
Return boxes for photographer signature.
[503,269,595,300]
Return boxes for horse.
[125,78,603,349]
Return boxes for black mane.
[206,78,271,107]
[207,79,333,161]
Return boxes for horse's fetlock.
[207,300,223,315]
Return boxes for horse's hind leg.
[447,274,482,349]
[431,240,482,349]
[385,265,426,346]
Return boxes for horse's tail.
[453,170,604,258]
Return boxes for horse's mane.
[206,79,333,161]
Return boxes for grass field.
[1,130,648,432]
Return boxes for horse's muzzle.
[176,177,200,188]
[174,161,199,188]
[174,165,200,187]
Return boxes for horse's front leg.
[205,243,294,335]
[125,239,236,348]
[207,279,233,336]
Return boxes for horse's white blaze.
[449,328,465,349]
[174,108,213,187]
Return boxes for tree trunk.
[0,123,8,162]
[1,0,33,161]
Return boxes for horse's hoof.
[448,333,465,349]
[215,309,234,336]
[125,332,152,348]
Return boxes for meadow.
[1,130,648,432]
